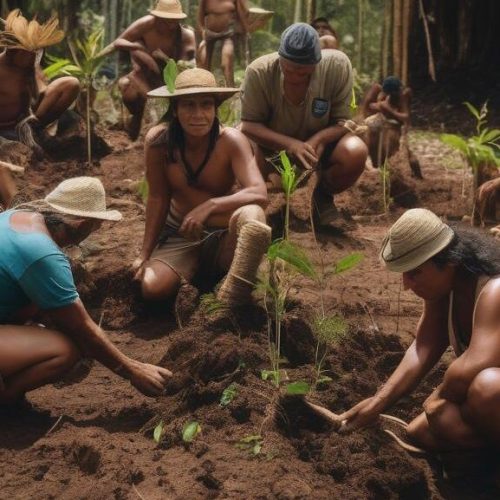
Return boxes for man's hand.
[286,139,319,170]
[151,48,169,63]
[337,396,384,432]
[127,360,172,397]
[179,203,212,241]
[132,255,147,281]
[131,50,161,74]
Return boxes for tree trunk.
[294,0,302,24]
[381,0,392,78]
[357,0,364,71]
[392,0,402,78]
[401,0,411,83]
[306,0,316,22]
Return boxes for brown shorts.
[150,208,227,282]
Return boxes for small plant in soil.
[182,421,201,443]
[220,383,238,407]
[153,420,164,444]
[235,435,263,456]
[441,101,500,222]
[44,29,106,166]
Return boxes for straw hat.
[380,208,454,272]
[148,68,239,102]
[44,177,122,221]
[149,0,187,20]
[0,9,65,51]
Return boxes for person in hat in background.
[112,0,196,140]
[0,9,80,155]
[196,0,249,87]
[0,177,172,407]
[310,17,339,50]
[133,68,270,306]
[339,208,500,451]
[240,23,368,230]
[361,76,412,168]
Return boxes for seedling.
[153,420,164,444]
[163,59,177,93]
[220,383,238,407]
[285,381,311,395]
[235,435,263,456]
[182,421,201,443]
[137,177,148,204]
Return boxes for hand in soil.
[131,256,146,280]
[338,396,384,432]
[128,361,172,397]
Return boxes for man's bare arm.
[197,0,207,33]
[49,300,171,396]
[362,83,382,118]
[113,17,150,51]
[138,127,171,261]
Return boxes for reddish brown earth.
[0,128,499,499]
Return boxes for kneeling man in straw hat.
[0,10,80,155]
[0,177,171,406]
[134,68,270,306]
[339,208,500,453]
[111,0,195,140]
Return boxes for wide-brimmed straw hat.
[148,68,239,102]
[149,0,187,20]
[44,177,122,221]
[380,208,454,272]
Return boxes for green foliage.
[220,383,238,407]
[235,435,263,456]
[312,314,349,345]
[182,421,201,443]
[285,381,311,395]
[200,293,227,316]
[137,177,148,204]
[163,59,178,93]
[267,240,316,279]
[218,97,241,127]
[261,369,280,384]
[153,420,164,444]
[332,252,364,275]
[440,102,500,174]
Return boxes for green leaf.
[312,314,349,344]
[261,369,279,382]
[463,101,480,120]
[239,434,262,444]
[349,88,357,111]
[163,59,178,93]
[333,252,364,274]
[285,381,311,395]
[279,150,292,171]
[267,240,316,279]
[252,442,262,455]
[440,134,468,154]
[137,177,149,204]
[182,421,201,443]
[317,375,333,385]
[153,421,163,444]
[220,383,238,407]
[481,129,500,144]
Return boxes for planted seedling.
[153,420,164,444]
[182,421,201,443]
[220,383,238,407]
[235,435,263,456]
[285,381,311,395]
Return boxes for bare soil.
[0,127,498,499]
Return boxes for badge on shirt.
[312,98,329,118]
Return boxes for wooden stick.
[418,0,436,81]
[0,160,25,173]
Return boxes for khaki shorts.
[150,208,227,281]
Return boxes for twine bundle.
[0,9,64,51]
[217,220,271,306]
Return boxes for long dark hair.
[432,226,500,276]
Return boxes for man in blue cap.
[240,22,368,229]
[361,76,412,168]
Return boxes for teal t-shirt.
[0,210,79,323]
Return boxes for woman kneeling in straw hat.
[0,177,171,406]
[339,208,500,451]
[133,68,270,305]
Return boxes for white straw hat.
[44,177,122,221]
[148,68,239,101]
[149,0,187,20]
[380,208,454,272]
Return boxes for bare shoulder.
[145,124,168,148]
[219,126,248,146]
[474,276,500,324]
[181,26,195,44]
[125,15,154,35]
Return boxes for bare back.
[0,54,34,125]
